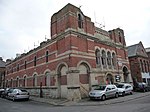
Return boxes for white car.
[8,88,30,101]
[116,83,133,96]
[89,85,119,101]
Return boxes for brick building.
[5,3,132,100]
[128,42,150,85]
[0,57,6,88]
[146,47,150,64]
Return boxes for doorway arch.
[57,63,68,98]
[106,74,114,84]
[78,61,91,98]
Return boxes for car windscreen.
[20,89,27,92]
[94,85,106,90]
[116,84,124,88]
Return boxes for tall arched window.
[17,64,19,71]
[147,61,149,72]
[10,79,13,87]
[46,51,49,63]
[24,61,27,69]
[118,31,122,43]
[107,51,112,68]
[23,76,27,87]
[78,13,83,28]
[95,49,101,65]
[34,56,37,66]
[33,74,37,86]
[140,60,144,72]
[45,72,50,86]
[16,77,19,87]
[101,50,106,68]
[112,53,116,68]
[144,60,147,73]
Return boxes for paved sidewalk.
[30,92,150,106]
[30,96,69,106]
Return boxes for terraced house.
[5,3,132,100]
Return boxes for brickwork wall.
[5,3,131,99]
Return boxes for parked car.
[134,82,150,92]
[0,88,5,97]
[115,83,133,96]
[8,88,30,101]
[89,84,119,101]
[1,88,14,98]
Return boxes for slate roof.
[127,42,148,58]
[127,44,139,57]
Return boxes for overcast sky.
[0,0,150,60]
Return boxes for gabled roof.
[127,41,148,58]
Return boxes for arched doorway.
[106,74,114,84]
[78,62,91,98]
[123,66,129,82]
[57,64,68,98]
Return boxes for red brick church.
[5,3,132,100]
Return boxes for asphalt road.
[0,94,150,112]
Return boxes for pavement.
[30,91,150,106]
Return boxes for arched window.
[95,49,101,65]
[147,61,149,72]
[144,60,147,73]
[101,50,106,68]
[107,51,112,68]
[46,51,49,63]
[140,60,144,72]
[118,31,122,43]
[24,61,27,69]
[16,77,19,87]
[112,53,116,68]
[33,74,37,86]
[10,79,13,87]
[17,64,19,71]
[23,76,27,87]
[34,56,37,66]
[45,72,50,86]
[78,13,83,28]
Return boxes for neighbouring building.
[146,47,150,64]
[0,57,6,88]
[128,42,150,85]
[5,3,132,100]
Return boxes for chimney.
[6,59,11,64]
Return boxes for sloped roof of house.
[127,44,138,57]
[0,57,6,68]
[127,42,148,58]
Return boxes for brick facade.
[5,3,132,100]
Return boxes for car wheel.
[12,97,15,102]
[115,93,119,98]
[26,98,29,101]
[101,95,106,101]
[130,91,133,95]
[122,92,125,96]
